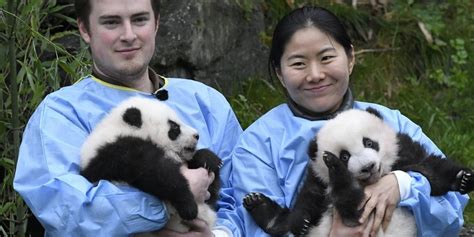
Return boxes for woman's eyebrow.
[286,46,336,61]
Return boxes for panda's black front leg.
[187,148,222,206]
[394,134,474,195]
[397,156,474,196]
[132,150,199,220]
[323,151,364,227]
[81,137,199,220]
[288,168,329,236]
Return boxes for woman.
[226,6,468,237]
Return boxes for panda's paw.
[243,192,269,211]
[243,192,283,228]
[292,218,311,236]
[456,169,474,194]
[189,149,222,173]
[322,151,343,171]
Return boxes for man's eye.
[103,20,119,26]
[133,16,149,25]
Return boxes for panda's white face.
[81,97,199,168]
[310,109,399,185]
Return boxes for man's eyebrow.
[132,12,151,17]
[99,15,121,21]
[98,12,150,20]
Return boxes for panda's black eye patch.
[339,150,351,163]
[123,107,142,128]
[168,120,181,141]
[363,137,379,151]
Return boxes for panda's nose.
[361,162,375,174]
[194,134,199,140]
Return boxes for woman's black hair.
[268,6,352,81]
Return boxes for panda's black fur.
[80,97,221,233]
[243,107,473,236]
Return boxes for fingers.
[382,205,395,231]
[359,193,375,224]
[368,193,397,236]
[181,167,214,203]
[187,218,209,230]
[369,205,384,236]
[208,171,215,184]
[154,219,210,237]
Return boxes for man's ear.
[78,19,91,44]
[155,15,160,33]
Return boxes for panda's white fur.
[81,97,198,168]
[311,109,399,186]
[80,97,218,234]
[307,109,416,236]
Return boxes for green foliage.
[1,0,89,235]
[230,78,284,128]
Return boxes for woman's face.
[277,27,354,114]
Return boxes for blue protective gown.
[226,102,468,237]
[14,75,242,236]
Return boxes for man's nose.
[120,21,137,42]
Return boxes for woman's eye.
[321,55,335,62]
[290,62,306,69]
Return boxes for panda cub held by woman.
[244,107,473,237]
[80,97,222,233]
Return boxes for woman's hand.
[359,173,400,236]
[152,219,214,237]
[330,210,372,237]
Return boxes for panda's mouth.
[357,165,382,185]
[179,146,196,161]
[184,146,196,153]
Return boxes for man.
[14,0,242,236]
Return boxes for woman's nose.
[306,62,324,82]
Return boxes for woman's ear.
[78,19,91,44]
[275,66,287,88]
[348,45,355,74]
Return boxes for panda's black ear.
[366,107,383,120]
[123,107,142,128]
[307,137,318,161]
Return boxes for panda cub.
[243,107,473,237]
[80,97,221,233]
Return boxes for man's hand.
[153,219,214,237]
[359,173,400,236]
[180,165,215,203]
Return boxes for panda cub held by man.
[80,97,222,233]
[243,107,473,237]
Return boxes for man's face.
[79,0,158,80]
